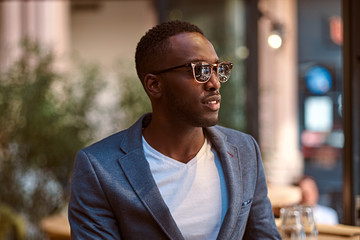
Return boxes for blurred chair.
[40,210,70,240]
[267,184,302,217]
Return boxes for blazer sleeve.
[68,150,121,239]
[243,137,282,239]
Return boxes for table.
[316,224,360,240]
[318,234,360,240]
[276,218,360,240]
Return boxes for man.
[69,20,281,239]
[298,176,339,224]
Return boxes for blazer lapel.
[117,114,184,240]
[205,127,243,240]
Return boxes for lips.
[203,94,221,111]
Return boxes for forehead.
[166,32,219,63]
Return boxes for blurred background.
[0,0,359,239]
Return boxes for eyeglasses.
[152,61,233,83]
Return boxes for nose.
[205,71,221,91]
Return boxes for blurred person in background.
[298,176,339,225]
[68,20,280,239]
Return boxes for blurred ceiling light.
[268,33,282,49]
[259,9,285,50]
[267,24,284,49]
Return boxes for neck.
[142,115,206,163]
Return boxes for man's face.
[299,178,319,206]
[158,32,222,127]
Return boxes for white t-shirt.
[143,137,227,240]
[314,204,339,225]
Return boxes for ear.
[143,73,162,98]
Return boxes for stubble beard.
[164,90,219,128]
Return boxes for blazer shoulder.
[77,114,148,161]
[212,125,256,145]
[79,129,127,159]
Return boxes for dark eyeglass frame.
[151,61,233,83]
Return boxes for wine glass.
[300,205,318,239]
[279,206,306,240]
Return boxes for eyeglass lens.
[193,62,232,83]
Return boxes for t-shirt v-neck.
[143,136,208,168]
[142,136,225,239]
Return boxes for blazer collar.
[205,127,243,240]
[118,114,184,240]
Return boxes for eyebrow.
[189,58,221,64]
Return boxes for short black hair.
[135,20,204,82]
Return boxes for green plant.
[0,40,103,239]
[115,60,151,128]
[0,204,25,240]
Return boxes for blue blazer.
[68,114,281,239]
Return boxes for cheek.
[164,78,202,100]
